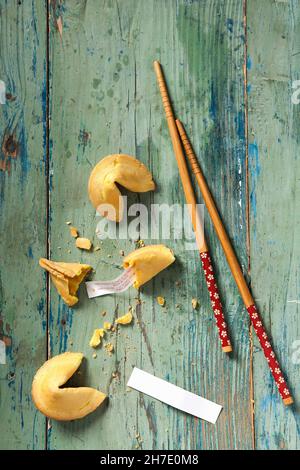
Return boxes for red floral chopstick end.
[200,251,232,351]
[247,304,292,403]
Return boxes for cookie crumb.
[103,321,112,330]
[104,343,114,355]
[192,298,198,309]
[157,296,165,307]
[76,237,92,251]
[70,226,79,238]
[89,328,105,348]
[116,310,133,325]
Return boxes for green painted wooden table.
[0,0,299,450]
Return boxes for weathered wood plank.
[0,0,47,449]
[247,0,300,450]
[47,0,252,450]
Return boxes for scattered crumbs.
[67,249,71,254]
[101,310,107,317]
[116,310,133,325]
[76,237,92,251]
[175,280,181,287]
[103,321,112,330]
[137,239,145,248]
[192,298,199,310]
[157,296,165,307]
[66,221,72,225]
[104,343,114,355]
[134,430,143,446]
[57,246,61,250]
[70,226,79,238]
[107,254,112,258]
[175,304,180,309]
[94,246,101,251]
[119,250,124,256]
[92,352,97,359]
[112,371,120,379]
[111,326,116,332]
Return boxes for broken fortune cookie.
[32,352,106,421]
[39,258,92,306]
[88,154,155,222]
[123,244,175,288]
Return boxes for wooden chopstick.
[154,60,232,353]
[176,118,293,406]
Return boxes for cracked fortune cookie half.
[39,258,92,307]
[32,352,106,421]
[88,154,155,222]
[123,244,175,288]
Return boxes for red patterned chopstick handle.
[200,251,232,352]
[247,304,292,403]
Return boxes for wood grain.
[47,0,251,449]
[1,0,298,450]
[0,0,47,449]
[247,0,300,449]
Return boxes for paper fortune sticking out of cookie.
[86,244,175,298]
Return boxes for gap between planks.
[243,0,255,450]
[45,0,51,451]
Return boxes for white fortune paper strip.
[127,367,222,424]
[85,268,135,298]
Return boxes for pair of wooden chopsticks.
[153,60,293,405]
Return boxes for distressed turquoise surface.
[0,0,299,450]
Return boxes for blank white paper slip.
[127,367,222,424]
